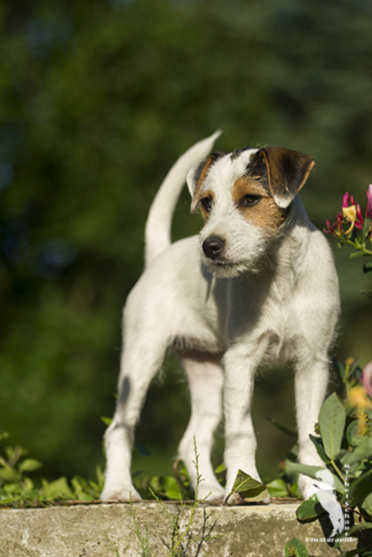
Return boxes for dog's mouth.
[203,256,249,277]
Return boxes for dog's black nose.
[202,236,226,260]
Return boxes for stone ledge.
[0,501,360,557]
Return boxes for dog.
[100,132,340,503]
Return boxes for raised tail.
[144,131,221,267]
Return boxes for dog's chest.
[225,265,299,362]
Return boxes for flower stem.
[330,459,346,484]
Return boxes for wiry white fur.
[188,150,270,277]
[101,133,340,503]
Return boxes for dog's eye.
[200,196,213,212]
[240,194,262,208]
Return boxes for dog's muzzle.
[202,236,226,260]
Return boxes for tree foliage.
[0,0,371,479]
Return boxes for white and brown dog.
[101,132,340,503]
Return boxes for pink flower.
[323,212,343,237]
[343,192,355,208]
[361,362,372,397]
[342,191,364,233]
[366,185,372,219]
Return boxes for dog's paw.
[100,485,142,502]
[225,491,245,505]
[197,484,225,503]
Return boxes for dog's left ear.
[253,147,315,208]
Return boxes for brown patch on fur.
[232,177,289,235]
[197,189,215,223]
[191,152,223,212]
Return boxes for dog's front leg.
[101,324,169,501]
[223,340,268,504]
[295,353,329,500]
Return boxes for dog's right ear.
[187,153,223,213]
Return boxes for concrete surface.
[0,501,361,556]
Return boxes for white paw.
[100,485,142,502]
[197,483,225,502]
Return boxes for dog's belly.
[172,334,224,356]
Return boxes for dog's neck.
[266,195,313,278]
[242,195,313,285]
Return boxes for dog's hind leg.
[177,352,225,501]
[101,326,169,501]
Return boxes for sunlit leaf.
[296,495,326,522]
[266,478,288,497]
[0,468,22,483]
[19,459,43,473]
[231,470,269,502]
[40,477,74,500]
[318,393,346,460]
[284,536,310,556]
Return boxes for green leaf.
[95,465,105,489]
[284,536,310,557]
[231,470,269,502]
[347,522,372,535]
[333,357,345,381]
[285,461,345,494]
[289,481,302,498]
[40,477,74,500]
[162,476,181,500]
[348,357,362,382]
[361,491,372,516]
[285,461,325,479]
[70,477,94,501]
[318,393,346,460]
[100,416,112,426]
[214,463,226,474]
[266,478,288,497]
[346,420,369,447]
[148,475,181,500]
[348,471,372,506]
[363,218,372,243]
[0,468,22,483]
[337,549,370,557]
[266,416,297,438]
[342,436,372,465]
[19,459,43,473]
[361,290,372,301]
[364,261,372,274]
[309,434,329,463]
[296,495,326,522]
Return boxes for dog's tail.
[144,131,221,268]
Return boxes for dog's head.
[187,146,315,277]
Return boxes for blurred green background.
[0,0,371,485]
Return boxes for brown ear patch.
[233,177,289,235]
[249,148,315,208]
